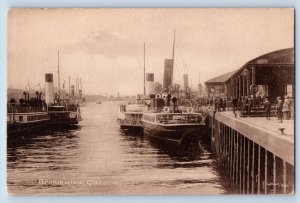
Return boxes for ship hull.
[142,121,206,146]
[7,119,49,135]
[48,111,81,126]
[117,104,144,131]
[117,118,143,131]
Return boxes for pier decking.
[200,106,294,194]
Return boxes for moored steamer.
[117,99,148,130]
[47,104,81,126]
[142,111,205,146]
[117,43,153,131]
[45,73,82,127]
[7,99,50,135]
[142,30,207,147]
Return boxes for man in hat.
[276,96,283,123]
[264,97,271,120]
[222,97,227,111]
[231,96,238,117]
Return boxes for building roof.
[247,48,294,65]
[230,48,294,80]
[205,70,238,84]
[205,48,294,85]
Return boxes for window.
[287,84,293,97]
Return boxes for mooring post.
[225,126,228,171]
[257,146,261,194]
[283,161,287,194]
[264,149,268,194]
[219,122,222,160]
[247,139,250,194]
[221,124,224,166]
[243,136,246,194]
[231,128,234,179]
[239,133,242,193]
[233,130,236,186]
[252,141,255,194]
[273,155,276,194]
[229,128,232,178]
[236,132,239,189]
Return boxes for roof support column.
[239,75,242,98]
[230,78,234,97]
[243,76,246,97]
[232,79,235,98]
[247,76,250,96]
[252,66,256,85]
[242,68,251,97]
[235,78,238,98]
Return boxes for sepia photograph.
[7,8,294,195]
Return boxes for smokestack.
[163,59,173,91]
[45,73,54,105]
[198,84,202,96]
[183,74,189,91]
[71,85,75,97]
[145,73,154,95]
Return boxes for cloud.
[65,30,143,57]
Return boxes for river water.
[7,101,232,195]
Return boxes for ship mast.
[80,77,82,97]
[172,30,176,65]
[171,30,176,89]
[143,42,146,95]
[69,75,71,96]
[57,50,61,98]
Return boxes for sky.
[7,8,294,96]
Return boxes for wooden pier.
[200,107,294,194]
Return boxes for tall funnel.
[183,74,189,91]
[163,59,173,91]
[146,73,154,95]
[198,84,202,96]
[45,73,54,105]
[71,85,75,97]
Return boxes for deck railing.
[156,114,203,125]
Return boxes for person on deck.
[244,97,249,116]
[222,97,227,111]
[231,97,238,117]
[219,97,223,112]
[264,97,271,120]
[248,96,253,117]
[276,96,283,123]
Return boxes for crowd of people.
[196,95,292,122]
[8,92,81,113]
[8,91,47,113]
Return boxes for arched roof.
[228,48,294,82]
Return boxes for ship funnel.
[71,85,75,97]
[145,73,154,95]
[45,73,54,105]
[163,59,173,91]
[183,74,189,91]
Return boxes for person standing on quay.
[222,97,227,111]
[231,97,238,117]
[264,97,271,120]
[248,96,253,117]
[276,96,283,123]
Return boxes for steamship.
[7,92,50,135]
[45,73,82,126]
[117,98,148,130]
[117,44,153,130]
[142,31,206,147]
[46,51,82,126]
[142,96,205,147]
